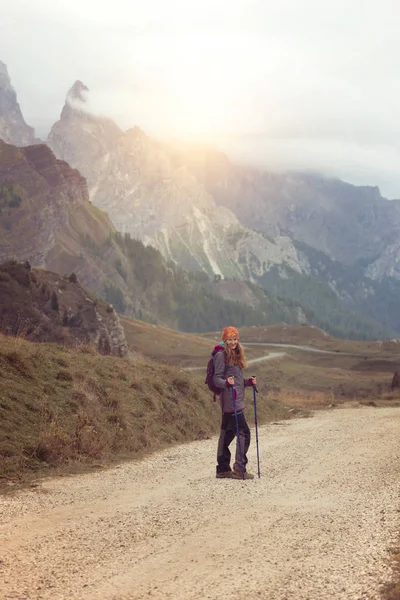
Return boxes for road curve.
[243,342,364,356]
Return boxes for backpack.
[205,348,226,401]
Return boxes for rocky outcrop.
[94,304,128,357]
[391,370,400,390]
[47,82,309,280]
[0,261,128,357]
[0,61,37,146]
[365,240,400,281]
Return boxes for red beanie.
[222,326,239,342]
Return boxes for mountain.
[0,61,37,146]
[164,142,400,283]
[47,82,308,280]
[0,139,325,335]
[44,82,400,338]
[157,142,400,334]
[162,142,400,271]
[365,240,400,281]
[0,139,128,297]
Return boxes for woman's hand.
[227,376,235,386]
[249,376,257,386]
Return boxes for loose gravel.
[1,407,400,600]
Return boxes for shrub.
[56,370,73,382]
[172,376,190,395]
[51,291,59,312]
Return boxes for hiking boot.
[232,468,254,480]
[216,470,233,479]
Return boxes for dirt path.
[243,342,364,355]
[1,407,400,600]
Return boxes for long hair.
[224,341,247,369]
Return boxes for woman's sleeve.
[212,352,228,389]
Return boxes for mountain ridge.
[163,141,400,272]
[47,81,310,281]
[0,61,38,146]
[1,64,400,339]
[0,139,332,336]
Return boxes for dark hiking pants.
[216,411,251,474]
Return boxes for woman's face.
[226,337,239,350]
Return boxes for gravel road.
[1,407,400,600]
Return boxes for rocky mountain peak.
[60,80,90,120]
[68,80,89,103]
[0,61,11,89]
[0,61,36,146]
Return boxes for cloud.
[223,136,400,198]
[0,0,399,197]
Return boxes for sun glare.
[135,31,260,140]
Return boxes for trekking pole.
[252,380,261,478]
[231,386,245,479]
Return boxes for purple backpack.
[205,347,226,401]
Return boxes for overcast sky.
[1,0,400,197]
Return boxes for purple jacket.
[212,345,252,414]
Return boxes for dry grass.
[250,345,400,410]
[0,332,288,486]
[120,315,212,366]
[0,333,214,482]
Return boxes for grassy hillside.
[253,349,400,408]
[0,332,287,484]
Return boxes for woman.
[212,326,257,480]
